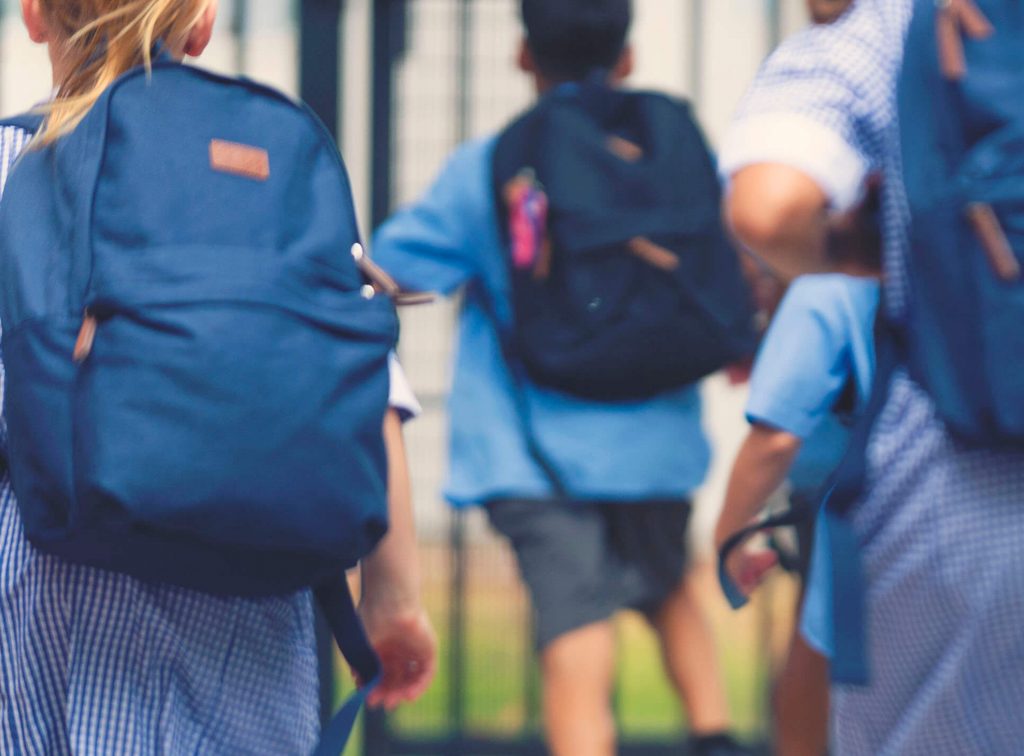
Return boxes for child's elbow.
[727,194,791,253]
[725,164,831,255]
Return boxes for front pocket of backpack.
[70,289,396,561]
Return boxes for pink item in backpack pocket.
[504,169,549,271]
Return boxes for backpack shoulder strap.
[312,579,382,755]
[0,112,42,480]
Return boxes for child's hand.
[724,545,779,599]
[358,599,437,710]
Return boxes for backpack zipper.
[351,243,434,306]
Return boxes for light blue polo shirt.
[373,136,710,507]
[744,274,879,656]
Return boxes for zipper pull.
[73,312,98,363]
[967,203,1020,282]
[351,243,435,307]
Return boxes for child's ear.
[184,0,218,58]
[517,38,536,75]
[612,45,634,83]
[21,0,49,44]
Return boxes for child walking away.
[722,2,1024,752]
[372,1,756,754]
[0,1,434,753]
[715,185,882,756]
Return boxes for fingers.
[737,549,779,594]
[727,547,780,598]
[363,619,439,711]
[366,652,437,710]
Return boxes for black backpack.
[492,82,756,401]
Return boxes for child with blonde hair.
[0,2,435,753]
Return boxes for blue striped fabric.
[0,125,29,462]
[0,126,322,754]
[726,2,1024,753]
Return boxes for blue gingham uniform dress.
[0,125,420,755]
[722,2,1024,753]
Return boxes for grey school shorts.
[486,498,692,650]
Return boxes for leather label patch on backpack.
[967,202,1020,282]
[209,140,270,181]
[629,237,680,272]
[607,136,644,162]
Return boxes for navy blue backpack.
[492,82,756,402]
[0,60,398,753]
[900,0,1024,443]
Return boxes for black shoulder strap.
[311,578,382,755]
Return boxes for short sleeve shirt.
[746,274,880,495]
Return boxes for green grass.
[336,546,797,754]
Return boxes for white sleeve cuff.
[719,113,870,212]
[388,353,422,422]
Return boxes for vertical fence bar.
[371,0,406,230]
[230,0,248,75]
[366,2,405,752]
[766,0,783,52]
[447,4,474,747]
[301,0,343,141]
[456,0,472,143]
[449,511,468,746]
[689,0,704,107]
[299,0,345,736]
[524,613,540,733]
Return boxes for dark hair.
[521,0,632,81]
[826,178,883,272]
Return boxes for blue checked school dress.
[0,122,421,754]
[721,2,1024,754]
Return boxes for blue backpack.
[0,60,398,753]
[900,0,1024,444]
[491,82,756,402]
[794,0,1024,687]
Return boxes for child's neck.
[534,73,622,96]
[833,261,880,279]
[47,40,189,92]
[49,42,72,89]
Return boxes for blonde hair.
[37,0,211,145]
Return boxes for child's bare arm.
[715,424,802,596]
[359,410,437,709]
[726,163,831,280]
[715,424,802,548]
